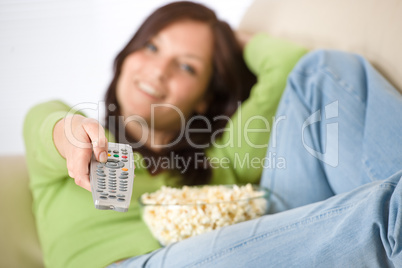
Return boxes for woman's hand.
[53,115,108,191]
[235,30,255,50]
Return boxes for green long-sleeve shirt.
[24,34,307,268]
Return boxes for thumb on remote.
[98,151,108,163]
[81,118,108,163]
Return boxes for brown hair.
[105,1,256,185]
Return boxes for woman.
[24,1,402,267]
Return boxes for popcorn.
[140,184,268,246]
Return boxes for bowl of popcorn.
[139,184,269,246]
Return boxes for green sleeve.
[23,100,114,188]
[207,33,307,185]
[24,100,74,188]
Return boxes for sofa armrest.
[0,155,44,268]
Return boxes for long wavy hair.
[105,1,256,185]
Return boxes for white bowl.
[139,184,269,246]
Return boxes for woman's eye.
[180,63,196,75]
[145,42,157,52]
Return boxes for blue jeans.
[108,50,402,267]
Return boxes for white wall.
[0,0,253,155]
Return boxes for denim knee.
[293,49,366,74]
[288,49,371,105]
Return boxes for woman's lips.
[136,81,164,99]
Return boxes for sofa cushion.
[238,0,402,93]
[0,155,43,268]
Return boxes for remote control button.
[121,171,128,175]
[100,196,108,199]
[109,174,116,178]
[109,190,116,193]
[105,163,118,169]
[122,159,128,162]
[99,186,106,189]
[108,153,111,156]
[119,176,128,179]
[122,168,128,171]
[122,152,128,155]
[97,164,103,168]
[96,189,103,192]
[105,159,124,169]
[96,169,104,173]
[109,187,117,190]
[122,155,127,159]
[97,173,106,177]
[114,154,119,157]
[100,193,108,196]
[108,179,116,182]
[98,183,106,187]
[119,188,127,192]
[109,195,117,199]
[117,198,125,202]
[120,180,128,183]
[113,150,119,153]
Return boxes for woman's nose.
[151,57,171,81]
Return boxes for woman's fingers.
[66,147,92,191]
[235,30,255,49]
[62,116,109,192]
[82,118,108,163]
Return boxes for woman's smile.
[135,80,165,100]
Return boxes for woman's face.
[116,20,214,133]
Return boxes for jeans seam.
[379,181,398,188]
[187,204,355,267]
[321,65,365,103]
[293,61,365,104]
[362,157,380,182]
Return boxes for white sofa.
[1,0,401,267]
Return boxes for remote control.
[89,142,135,212]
